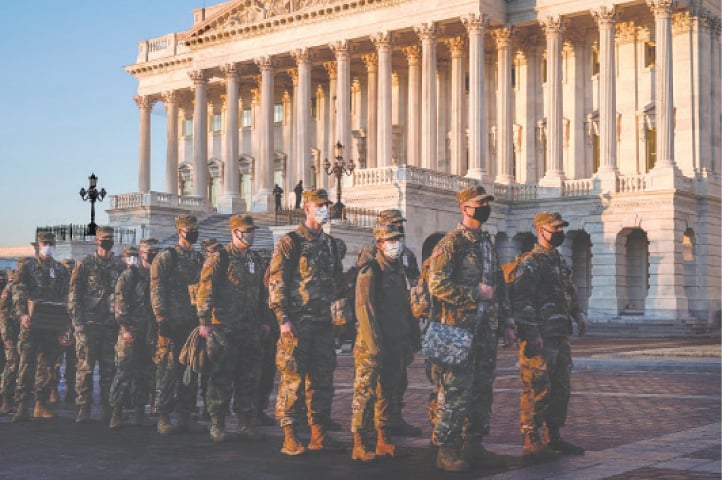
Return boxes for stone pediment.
[182,0,341,41]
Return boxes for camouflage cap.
[534,211,569,228]
[139,238,159,248]
[122,246,139,257]
[303,189,332,206]
[374,224,404,242]
[95,226,114,239]
[37,231,56,243]
[175,215,198,229]
[230,214,256,231]
[456,185,494,205]
[378,209,406,225]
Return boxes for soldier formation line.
[0,185,587,473]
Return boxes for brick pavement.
[0,337,719,479]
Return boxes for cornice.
[124,56,193,76]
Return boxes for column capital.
[539,14,566,35]
[287,68,299,85]
[401,45,421,66]
[134,95,156,110]
[291,48,311,64]
[491,25,513,48]
[646,0,676,18]
[254,56,274,71]
[444,36,466,57]
[253,74,262,88]
[329,40,350,55]
[323,61,337,79]
[189,69,208,85]
[591,5,618,27]
[461,13,489,33]
[220,63,240,77]
[361,53,378,71]
[161,90,177,105]
[414,22,438,40]
[370,31,392,48]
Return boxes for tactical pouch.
[422,321,474,368]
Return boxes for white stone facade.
[112,0,721,328]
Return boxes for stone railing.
[616,174,647,193]
[350,165,478,190]
[493,183,538,201]
[136,34,190,63]
[110,192,208,212]
[563,178,595,197]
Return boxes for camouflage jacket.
[427,224,513,334]
[0,281,18,341]
[114,266,153,331]
[196,243,272,330]
[268,223,343,325]
[510,243,583,340]
[150,245,203,326]
[68,252,123,327]
[354,251,412,359]
[14,256,69,319]
[357,242,420,285]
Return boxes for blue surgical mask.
[39,245,55,258]
[314,206,329,224]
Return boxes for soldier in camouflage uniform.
[196,215,271,442]
[351,224,412,462]
[150,215,204,435]
[108,240,159,428]
[58,258,77,404]
[69,226,124,423]
[256,248,279,427]
[12,233,70,421]
[0,261,26,415]
[427,186,516,472]
[268,189,344,456]
[511,211,587,457]
[357,209,422,436]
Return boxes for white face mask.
[39,245,54,257]
[314,206,329,225]
[125,256,139,266]
[384,240,402,260]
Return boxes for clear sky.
[0,1,207,247]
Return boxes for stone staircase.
[587,317,721,338]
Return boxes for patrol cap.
[374,224,404,242]
[230,214,257,231]
[122,246,139,257]
[378,209,406,225]
[175,215,198,229]
[139,238,159,249]
[96,226,114,239]
[534,211,569,228]
[456,185,494,205]
[303,189,332,206]
[37,231,56,243]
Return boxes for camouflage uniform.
[0,275,21,411]
[269,222,343,428]
[109,250,155,412]
[427,222,513,450]
[196,231,270,425]
[150,238,203,419]
[512,236,584,440]
[68,238,124,415]
[14,252,69,412]
[57,258,76,403]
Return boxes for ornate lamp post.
[323,141,355,219]
[79,173,107,236]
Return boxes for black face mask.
[546,230,565,247]
[468,205,491,223]
[183,230,199,244]
[99,239,114,251]
[144,252,157,265]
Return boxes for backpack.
[502,251,533,285]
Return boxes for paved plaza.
[0,337,719,479]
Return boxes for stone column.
[330,41,351,163]
[135,95,154,193]
[539,15,566,188]
[190,70,208,199]
[323,61,337,187]
[592,6,618,180]
[253,56,275,210]
[373,31,393,167]
[162,91,179,195]
[462,14,488,180]
[287,68,298,196]
[492,25,514,184]
[402,46,421,167]
[218,63,243,213]
[361,53,378,168]
[292,48,312,188]
[415,23,438,170]
[445,37,465,176]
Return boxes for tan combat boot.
[33,401,57,419]
[109,406,123,429]
[75,404,91,423]
[522,430,556,458]
[436,447,470,472]
[351,431,376,462]
[281,425,306,456]
[375,429,396,458]
[209,415,225,443]
[237,415,265,441]
[308,423,344,452]
[157,413,174,435]
[12,402,30,423]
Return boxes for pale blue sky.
[0,1,206,247]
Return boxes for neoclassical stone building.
[110,0,721,328]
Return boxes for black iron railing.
[36,225,137,244]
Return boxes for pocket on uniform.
[275,336,298,372]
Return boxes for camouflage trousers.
[350,339,404,432]
[75,324,117,407]
[15,327,62,404]
[206,327,262,419]
[1,324,19,400]
[432,328,499,448]
[275,321,336,428]
[109,328,154,409]
[256,327,279,415]
[519,336,572,433]
[154,326,197,415]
